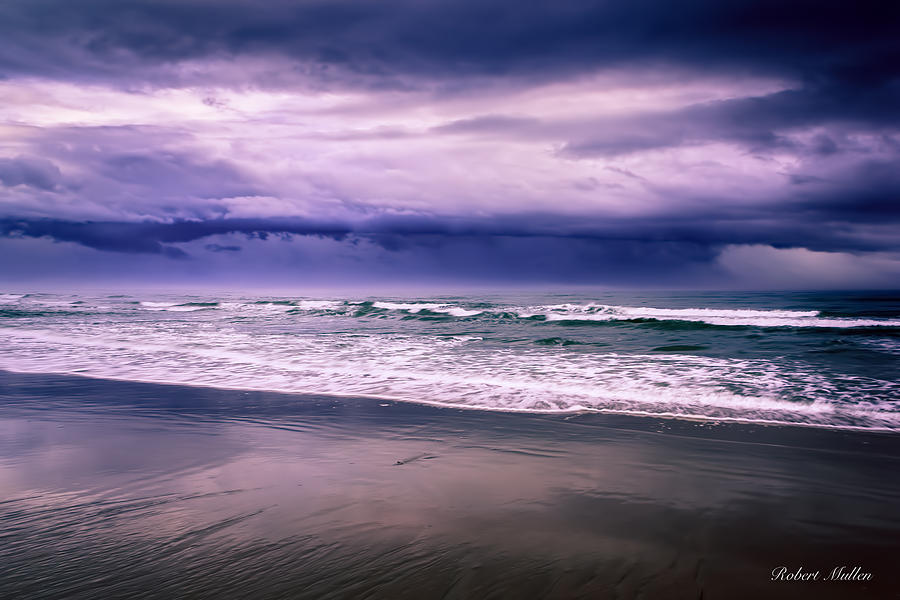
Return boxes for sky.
[1,0,898,289]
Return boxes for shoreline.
[2,369,899,599]
[1,367,898,435]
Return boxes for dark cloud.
[1,0,898,287]
[358,235,721,285]
[205,243,242,252]
[556,84,900,158]
[98,151,262,201]
[789,160,900,222]
[432,115,541,135]
[3,161,897,262]
[428,82,900,159]
[1,129,271,222]
[0,156,62,190]
[1,207,896,286]
[0,218,351,256]
[788,174,825,186]
[2,0,897,168]
[1,0,898,89]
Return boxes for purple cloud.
[0,0,897,287]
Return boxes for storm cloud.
[0,0,898,287]
[0,156,62,190]
[2,0,898,88]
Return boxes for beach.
[2,370,897,599]
[4,0,900,596]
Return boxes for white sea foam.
[372,302,483,316]
[139,301,215,312]
[514,303,900,328]
[1,324,897,430]
[295,300,344,310]
[121,299,898,326]
[442,307,484,317]
[2,292,896,430]
[224,300,345,311]
[373,302,444,312]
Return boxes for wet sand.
[1,370,898,599]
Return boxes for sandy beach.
[1,370,897,599]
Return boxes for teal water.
[1,290,898,430]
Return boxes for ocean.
[2,289,899,598]
[1,289,898,430]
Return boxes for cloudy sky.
[1,0,898,288]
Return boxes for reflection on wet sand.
[1,371,898,599]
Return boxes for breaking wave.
[0,325,897,431]
[1,290,898,431]
[510,303,900,328]
[25,296,884,328]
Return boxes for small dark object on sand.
[394,452,437,465]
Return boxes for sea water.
[1,289,898,430]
